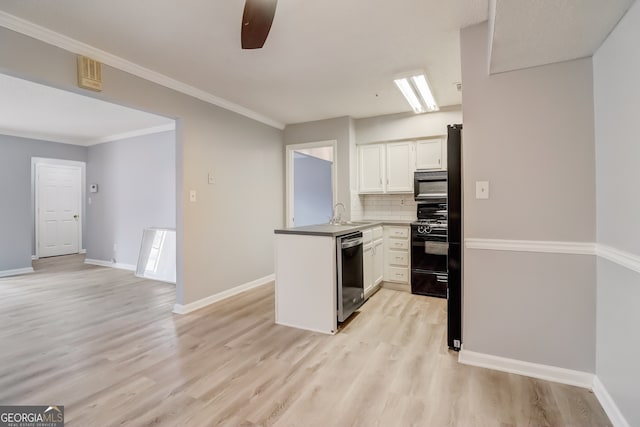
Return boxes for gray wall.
[353,107,463,144]
[0,134,87,271]
[293,152,333,226]
[0,26,284,304]
[460,22,597,371]
[284,117,352,219]
[593,1,640,424]
[86,131,176,266]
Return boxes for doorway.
[33,159,85,258]
[285,141,337,227]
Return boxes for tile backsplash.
[351,192,416,221]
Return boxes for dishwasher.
[336,231,364,322]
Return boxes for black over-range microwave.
[414,170,448,202]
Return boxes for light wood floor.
[0,255,610,426]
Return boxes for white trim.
[172,274,274,315]
[458,349,594,389]
[0,11,284,130]
[87,123,176,145]
[79,248,86,254]
[596,244,640,275]
[0,127,87,146]
[84,258,136,271]
[0,267,34,278]
[465,238,596,255]
[285,140,338,228]
[592,376,630,427]
[31,255,38,260]
[33,158,85,259]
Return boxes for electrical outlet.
[189,190,197,202]
[208,172,214,185]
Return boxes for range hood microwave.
[414,170,447,202]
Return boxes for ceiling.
[489,0,636,74]
[0,1,635,130]
[0,0,489,127]
[0,73,174,145]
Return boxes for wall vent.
[77,56,102,91]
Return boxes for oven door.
[411,240,448,272]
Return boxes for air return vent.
[77,56,102,91]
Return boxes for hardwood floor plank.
[0,255,612,426]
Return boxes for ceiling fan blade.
[241,0,277,49]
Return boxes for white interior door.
[37,164,81,258]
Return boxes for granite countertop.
[274,221,383,237]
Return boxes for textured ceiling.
[0,73,173,145]
[490,0,636,73]
[0,1,489,126]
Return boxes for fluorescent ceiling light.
[394,72,439,114]
[412,74,439,112]
[394,78,424,114]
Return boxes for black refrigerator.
[447,124,462,351]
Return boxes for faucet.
[329,202,346,224]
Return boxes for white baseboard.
[31,255,38,260]
[458,349,594,389]
[84,258,136,272]
[0,267,35,278]
[79,248,87,254]
[592,376,630,427]
[173,274,274,315]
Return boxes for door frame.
[285,140,338,227]
[32,157,86,259]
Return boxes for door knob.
[73,214,79,219]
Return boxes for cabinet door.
[373,239,384,285]
[386,142,414,192]
[416,139,442,170]
[363,244,374,295]
[358,144,385,193]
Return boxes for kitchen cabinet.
[363,226,383,298]
[386,142,414,192]
[416,138,445,170]
[358,142,414,194]
[383,225,410,285]
[358,144,385,193]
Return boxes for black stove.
[411,202,448,298]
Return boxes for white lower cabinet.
[383,225,410,284]
[363,226,384,298]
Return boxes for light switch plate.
[208,172,214,185]
[189,190,197,202]
[476,181,489,199]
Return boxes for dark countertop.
[274,219,414,237]
[274,221,383,237]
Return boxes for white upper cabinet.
[386,142,414,193]
[358,144,385,193]
[416,138,444,170]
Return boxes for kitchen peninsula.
[274,222,381,334]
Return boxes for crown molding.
[0,127,85,145]
[88,123,176,145]
[0,11,285,130]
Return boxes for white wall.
[0,27,284,305]
[460,22,597,371]
[354,107,462,144]
[593,0,640,424]
[86,130,175,267]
